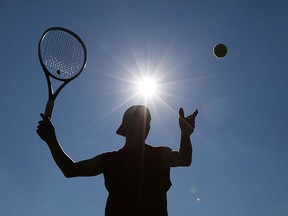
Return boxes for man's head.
[116,105,151,140]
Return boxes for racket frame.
[38,27,87,118]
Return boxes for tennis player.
[37,105,198,216]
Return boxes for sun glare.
[136,77,158,98]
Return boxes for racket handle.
[44,99,55,119]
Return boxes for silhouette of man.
[37,105,198,216]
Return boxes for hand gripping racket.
[38,27,87,119]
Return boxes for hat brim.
[116,123,126,137]
[116,105,151,137]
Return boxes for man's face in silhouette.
[125,111,151,140]
[117,105,151,141]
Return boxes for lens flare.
[136,77,158,98]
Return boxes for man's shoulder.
[145,144,171,151]
[102,149,120,157]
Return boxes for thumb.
[40,113,50,121]
[40,113,45,119]
[179,107,184,118]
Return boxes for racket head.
[38,27,87,81]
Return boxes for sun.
[136,77,158,98]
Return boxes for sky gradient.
[1,0,288,216]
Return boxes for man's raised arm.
[161,108,198,167]
[36,114,104,177]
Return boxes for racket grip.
[44,99,55,119]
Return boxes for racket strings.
[40,30,85,80]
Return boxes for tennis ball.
[214,43,227,58]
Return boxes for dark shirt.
[103,144,172,216]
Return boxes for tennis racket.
[38,27,87,119]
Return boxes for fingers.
[187,109,198,119]
[191,109,198,118]
[37,113,51,132]
[179,108,198,119]
[184,109,198,127]
[36,113,54,141]
[37,116,45,133]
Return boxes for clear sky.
[1,0,288,216]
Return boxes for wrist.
[45,135,58,144]
[181,131,191,137]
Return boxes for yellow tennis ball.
[214,43,227,58]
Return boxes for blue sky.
[1,0,288,215]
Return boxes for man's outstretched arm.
[36,114,104,178]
